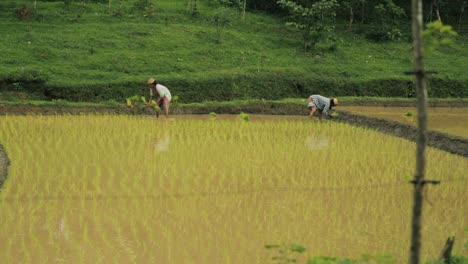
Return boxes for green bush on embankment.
[2,71,467,103]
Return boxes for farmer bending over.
[307,95,339,121]
[147,78,172,117]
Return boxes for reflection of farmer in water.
[306,131,329,150]
[146,78,172,117]
[307,95,339,121]
[153,132,171,152]
[55,216,69,241]
[151,121,171,152]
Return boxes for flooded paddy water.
[340,107,468,138]
[0,114,466,263]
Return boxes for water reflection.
[306,131,329,150]
[56,217,69,241]
[154,134,170,152]
[153,122,171,153]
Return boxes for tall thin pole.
[242,0,247,20]
[409,0,428,263]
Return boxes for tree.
[221,0,248,20]
[423,20,458,53]
[359,0,366,23]
[187,0,199,16]
[374,0,405,41]
[458,0,466,31]
[277,0,339,52]
[342,0,362,30]
[427,0,444,22]
[212,7,233,43]
[241,0,247,20]
[247,0,281,12]
[133,0,156,18]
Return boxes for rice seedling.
[0,114,466,263]
[240,111,250,122]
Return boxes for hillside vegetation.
[0,0,467,103]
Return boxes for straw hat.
[332,98,339,106]
[147,78,156,85]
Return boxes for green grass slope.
[0,0,467,102]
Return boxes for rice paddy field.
[340,107,468,138]
[0,114,466,263]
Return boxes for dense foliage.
[238,0,466,27]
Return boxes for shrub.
[2,71,467,103]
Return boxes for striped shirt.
[307,95,333,117]
[150,84,172,101]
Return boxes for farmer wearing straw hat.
[146,78,172,117]
[307,95,339,121]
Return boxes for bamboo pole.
[409,0,428,263]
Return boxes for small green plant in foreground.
[209,112,217,119]
[265,243,397,264]
[405,111,414,117]
[239,111,249,122]
[265,243,306,264]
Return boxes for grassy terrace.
[0,0,467,102]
